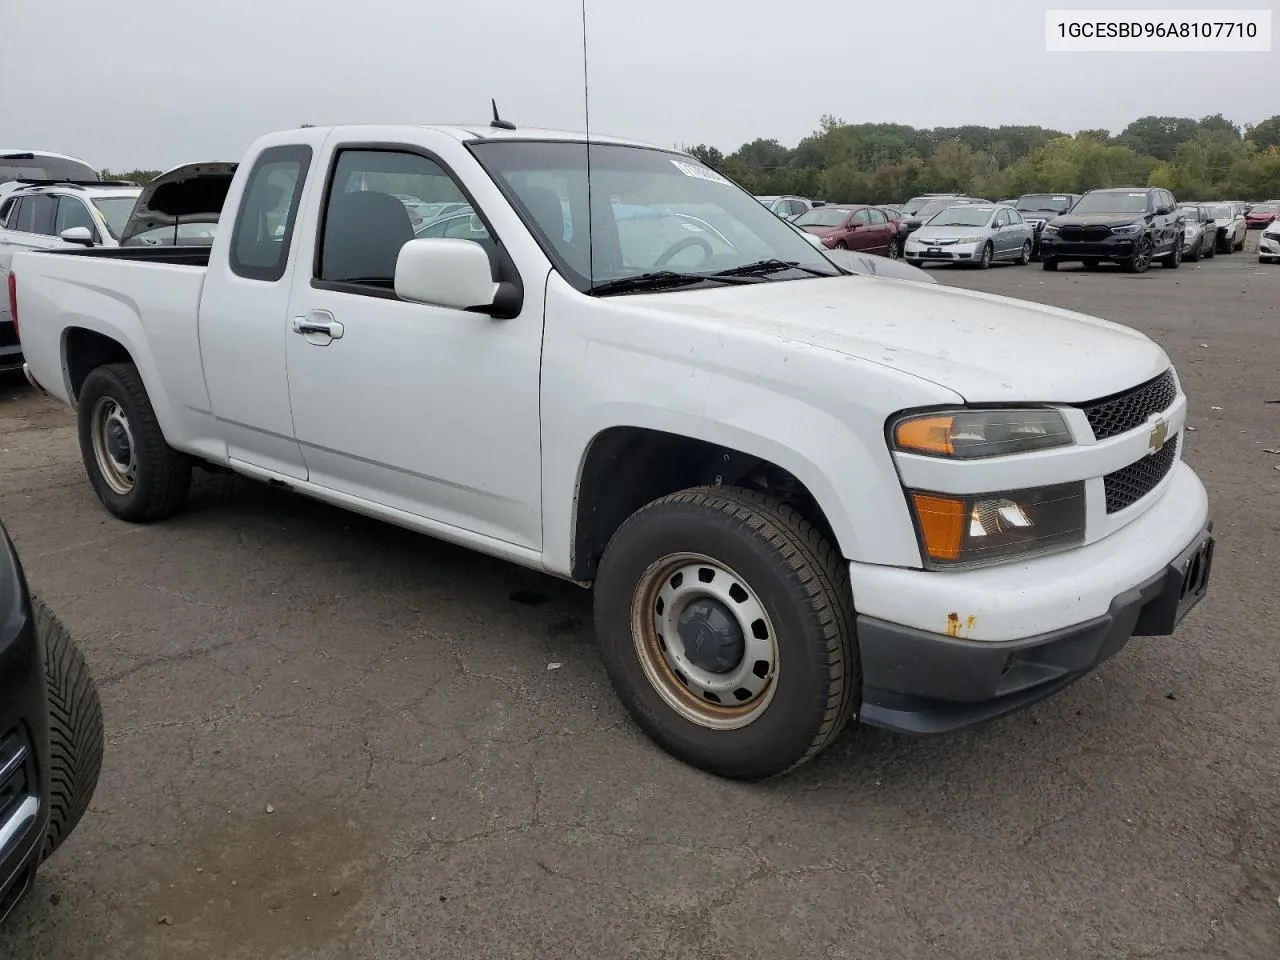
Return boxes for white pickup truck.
[10,120,1214,779]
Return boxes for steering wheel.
[653,236,714,269]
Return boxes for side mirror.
[1155,205,1171,216]
[846,220,861,229]
[59,226,94,246]
[394,238,518,318]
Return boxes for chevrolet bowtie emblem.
[1148,419,1169,453]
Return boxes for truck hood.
[119,161,238,246]
[1047,213,1148,229]
[637,275,1168,403]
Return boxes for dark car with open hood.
[0,520,103,925]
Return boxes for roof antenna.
[582,0,595,289]
[490,99,516,131]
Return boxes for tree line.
[683,113,1280,203]
[99,112,1280,204]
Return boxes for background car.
[792,203,902,257]
[896,194,988,236]
[754,195,813,220]
[1009,193,1081,257]
[904,202,1034,269]
[1201,202,1247,253]
[0,180,142,369]
[1176,204,1217,262]
[0,520,104,925]
[1259,218,1280,263]
[1245,202,1279,229]
[1039,186,1182,273]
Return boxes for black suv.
[1009,193,1081,257]
[0,521,103,924]
[1039,186,1183,273]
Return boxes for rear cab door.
[196,130,328,479]
[277,127,547,551]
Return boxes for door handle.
[292,316,344,340]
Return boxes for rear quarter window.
[229,144,312,282]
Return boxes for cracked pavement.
[1,243,1278,958]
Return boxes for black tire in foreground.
[593,486,859,780]
[76,363,191,523]
[34,596,104,861]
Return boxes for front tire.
[886,238,901,260]
[76,363,192,522]
[593,486,859,780]
[35,596,104,861]
[975,242,993,269]
[1124,236,1154,273]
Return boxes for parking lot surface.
[1,241,1277,960]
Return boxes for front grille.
[1078,369,1178,440]
[1059,224,1112,241]
[1104,437,1178,513]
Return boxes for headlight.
[891,408,1073,459]
[1111,223,1144,236]
[907,482,1085,568]
[1041,225,1059,235]
[957,236,984,244]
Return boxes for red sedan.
[793,203,902,258]
[1245,202,1278,229]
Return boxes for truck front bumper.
[850,462,1214,734]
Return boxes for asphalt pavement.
[0,235,1277,960]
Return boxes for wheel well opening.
[571,427,838,582]
[64,328,132,402]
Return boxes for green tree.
[1245,115,1280,151]
[1116,116,1200,162]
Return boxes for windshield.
[1203,204,1232,219]
[469,141,841,293]
[1253,203,1278,215]
[1015,195,1071,213]
[0,153,99,185]
[1178,206,1202,222]
[794,207,850,227]
[925,205,995,227]
[1072,191,1151,214]
[900,195,949,216]
[914,198,973,221]
[91,196,137,240]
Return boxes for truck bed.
[44,245,212,266]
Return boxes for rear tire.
[77,363,192,523]
[1017,240,1032,265]
[1162,240,1182,269]
[35,596,104,861]
[593,486,859,780]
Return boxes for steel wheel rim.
[630,552,779,730]
[91,397,136,495]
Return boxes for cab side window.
[315,147,495,294]
[229,144,312,282]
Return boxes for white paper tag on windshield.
[671,160,731,185]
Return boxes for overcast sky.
[2,0,1275,169]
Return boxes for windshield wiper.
[587,270,756,297]
[711,258,831,279]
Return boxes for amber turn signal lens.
[910,493,966,562]
[895,416,955,456]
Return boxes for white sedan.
[1259,219,1280,264]
[904,203,1035,269]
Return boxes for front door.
[283,144,545,550]
[847,208,876,251]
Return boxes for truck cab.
[10,121,1213,779]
